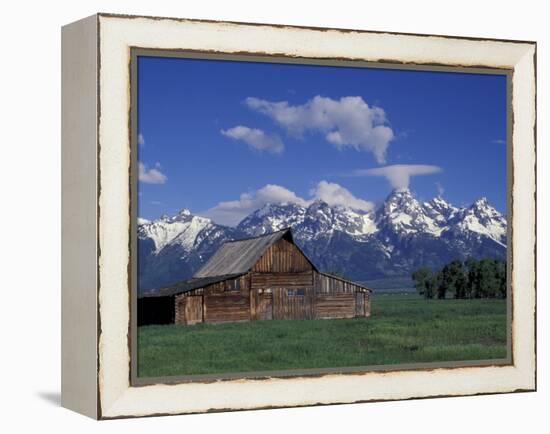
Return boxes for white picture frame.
[61,13,536,419]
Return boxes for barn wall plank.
[313,271,367,294]
[203,274,251,323]
[251,271,313,289]
[252,238,313,273]
[171,253,372,324]
[314,293,356,319]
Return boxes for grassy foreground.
[137,294,507,378]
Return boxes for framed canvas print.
[61,13,536,419]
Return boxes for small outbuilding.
[138,228,372,325]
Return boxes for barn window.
[225,278,241,292]
[287,288,305,296]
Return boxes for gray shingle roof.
[317,272,373,292]
[140,273,245,298]
[194,228,306,278]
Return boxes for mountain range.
[137,189,507,292]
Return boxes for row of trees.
[411,258,507,299]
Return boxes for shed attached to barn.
[138,228,372,326]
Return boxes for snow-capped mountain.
[448,198,507,246]
[137,209,244,290]
[238,199,377,241]
[138,209,211,253]
[137,189,507,292]
[237,203,306,237]
[376,188,445,237]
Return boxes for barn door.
[185,296,203,325]
[258,292,273,320]
[355,292,365,317]
[251,289,273,320]
[273,288,313,320]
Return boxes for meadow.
[137,293,508,378]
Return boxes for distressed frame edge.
[95,11,537,46]
[61,13,100,420]
[94,14,536,419]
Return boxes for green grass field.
[137,294,508,378]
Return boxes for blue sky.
[137,55,507,225]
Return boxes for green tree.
[444,260,467,299]
[415,258,507,300]
[466,258,484,298]
[412,266,436,299]
[435,260,463,299]
[496,261,507,298]
[465,258,507,298]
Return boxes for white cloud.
[139,162,167,184]
[203,184,307,226]
[435,182,445,197]
[203,182,371,226]
[245,95,394,163]
[354,164,442,189]
[221,125,284,154]
[138,133,145,146]
[310,181,374,211]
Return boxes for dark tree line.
[411,258,507,299]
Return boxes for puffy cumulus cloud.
[245,95,394,163]
[203,182,372,226]
[354,164,442,190]
[203,184,307,226]
[221,125,284,154]
[138,162,167,184]
[310,181,374,211]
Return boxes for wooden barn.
[138,228,372,326]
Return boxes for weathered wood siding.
[314,271,364,294]
[314,293,356,319]
[365,292,372,317]
[250,289,273,320]
[175,274,251,324]
[252,238,313,273]
[204,293,250,323]
[203,274,250,323]
[273,287,314,320]
[185,296,203,325]
[251,271,312,289]
[170,253,372,324]
[355,292,365,317]
[174,294,203,325]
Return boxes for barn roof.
[140,273,245,298]
[317,271,373,292]
[193,228,318,278]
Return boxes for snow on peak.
[378,188,444,235]
[139,191,507,257]
[177,208,192,217]
[473,197,489,206]
[431,196,451,208]
[237,202,307,236]
[138,210,213,253]
[393,187,411,194]
[451,198,507,244]
[424,196,458,223]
